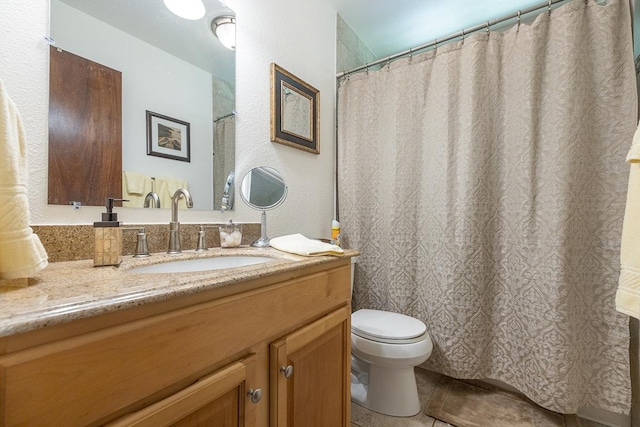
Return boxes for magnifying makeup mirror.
[239,166,287,247]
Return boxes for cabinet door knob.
[280,365,294,378]
[247,388,263,403]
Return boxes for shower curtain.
[213,115,235,210]
[337,0,636,415]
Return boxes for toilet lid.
[351,309,427,343]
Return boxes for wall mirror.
[240,166,287,247]
[49,0,235,211]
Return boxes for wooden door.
[270,306,351,427]
[106,354,259,427]
[48,46,122,207]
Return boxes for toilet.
[350,259,433,417]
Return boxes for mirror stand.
[252,210,270,247]
[239,166,287,248]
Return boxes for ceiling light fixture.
[211,16,236,50]
[163,0,206,20]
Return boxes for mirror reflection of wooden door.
[48,46,122,207]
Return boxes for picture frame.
[146,110,191,162]
[270,63,320,154]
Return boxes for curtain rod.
[336,0,577,79]
[214,112,236,122]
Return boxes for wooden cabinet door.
[106,354,260,427]
[270,306,351,427]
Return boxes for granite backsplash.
[32,223,261,263]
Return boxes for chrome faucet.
[143,191,161,208]
[167,188,193,254]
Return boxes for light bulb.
[212,16,236,50]
[163,0,205,20]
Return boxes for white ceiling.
[58,0,566,81]
[57,0,235,82]
[327,0,546,59]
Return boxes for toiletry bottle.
[332,220,341,247]
[94,197,128,267]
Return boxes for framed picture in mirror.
[270,63,319,154]
[146,110,191,162]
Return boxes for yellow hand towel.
[158,177,189,209]
[617,122,640,318]
[0,78,48,281]
[123,171,149,195]
[122,171,153,208]
[270,234,344,257]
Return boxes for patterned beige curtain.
[213,115,235,210]
[338,0,636,415]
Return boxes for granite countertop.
[0,247,358,338]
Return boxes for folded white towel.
[617,121,640,318]
[0,78,48,281]
[270,234,344,257]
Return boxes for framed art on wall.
[146,110,191,162]
[270,63,320,154]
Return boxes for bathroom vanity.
[0,248,355,426]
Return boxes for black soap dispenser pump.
[94,198,128,267]
[94,197,126,227]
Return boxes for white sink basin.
[126,255,277,274]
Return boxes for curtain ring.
[386,56,391,69]
[548,0,552,16]
[461,29,465,44]
[408,47,413,61]
[486,21,490,37]
[517,10,521,30]
[434,39,438,54]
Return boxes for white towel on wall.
[617,121,640,318]
[0,78,48,280]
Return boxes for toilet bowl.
[350,308,433,417]
[349,259,433,416]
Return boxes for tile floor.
[350,368,610,427]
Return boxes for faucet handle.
[196,226,208,252]
[123,227,150,257]
[135,227,150,257]
[195,225,219,251]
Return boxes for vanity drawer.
[0,264,350,426]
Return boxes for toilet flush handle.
[280,365,294,378]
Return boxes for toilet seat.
[351,309,427,344]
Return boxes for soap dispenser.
[94,198,127,267]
